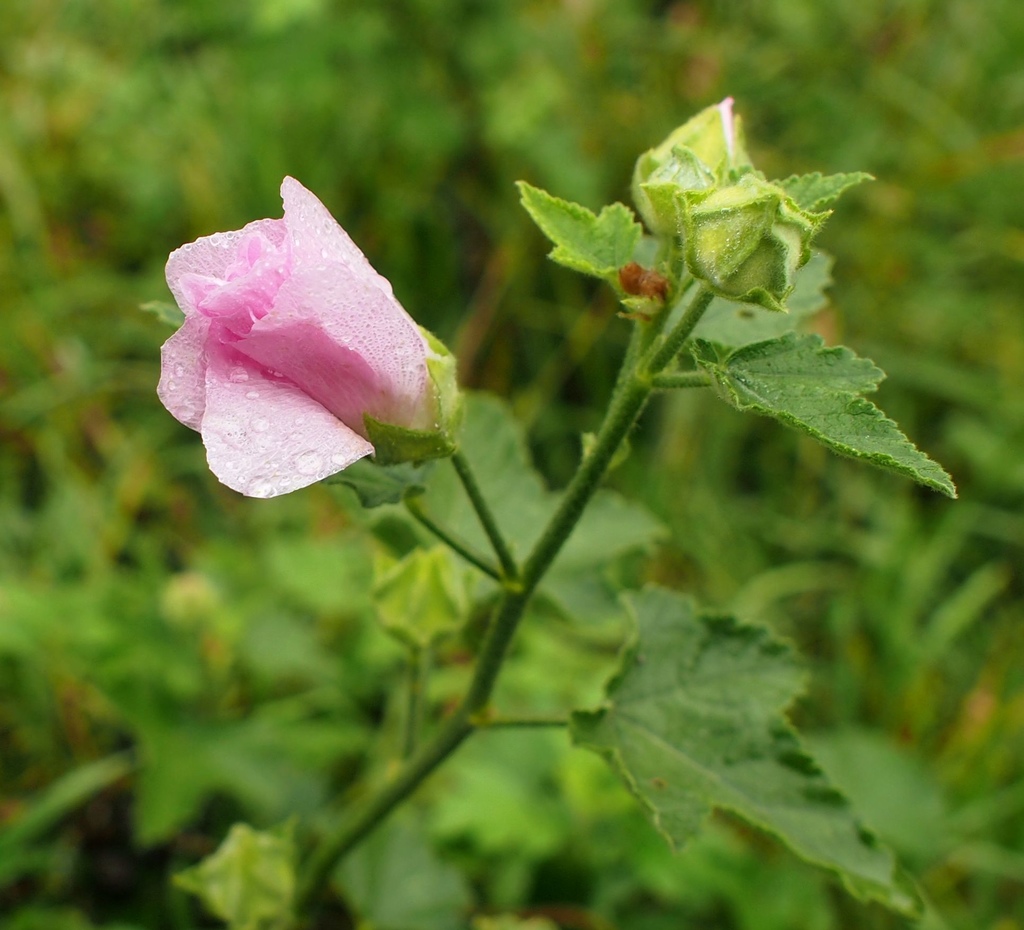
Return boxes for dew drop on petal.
[330,453,350,466]
[229,367,249,383]
[246,390,260,399]
[253,417,270,432]
[297,451,323,475]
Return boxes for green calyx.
[682,174,826,312]
[364,328,462,467]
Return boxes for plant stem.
[474,713,569,729]
[404,497,501,580]
[297,288,712,919]
[451,449,520,581]
[643,287,715,375]
[650,371,712,390]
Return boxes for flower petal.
[240,266,430,430]
[166,218,286,315]
[158,313,210,430]
[200,345,373,498]
[280,177,386,290]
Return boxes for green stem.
[404,497,501,580]
[297,288,712,919]
[643,287,715,375]
[451,449,520,581]
[474,714,568,729]
[650,371,712,390]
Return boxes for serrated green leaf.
[570,587,923,917]
[326,459,435,507]
[139,300,185,326]
[778,172,873,212]
[175,822,296,930]
[692,251,833,347]
[517,181,643,282]
[692,333,957,497]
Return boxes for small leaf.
[175,822,296,930]
[570,587,923,917]
[517,181,643,282]
[326,459,435,507]
[692,333,956,497]
[693,251,833,347]
[778,172,873,212]
[139,300,185,327]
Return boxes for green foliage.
[326,460,434,507]
[692,251,834,347]
[778,172,874,212]
[516,181,643,284]
[138,300,185,327]
[692,334,957,497]
[414,394,664,621]
[175,822,297,930]
[2,0,1022,928]
[338,816,472,930]
[571,587,920,916]
[373,547,469,650]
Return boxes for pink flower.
[158,177,444,498]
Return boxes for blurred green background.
[2,0,1023,928]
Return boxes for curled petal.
[166,218,286,315]
[158,314,210,430]
[200,346,373,498]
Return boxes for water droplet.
[166,379,178,392]
[253,418,270,432]
[229,367,249,383]
[249,478,275,497]
[174,364,185,377]
[331,453,350,466]
[297,451,323,475]
[246,390,260,399]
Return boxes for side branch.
[451,449,520,581]
[405,497,501,580]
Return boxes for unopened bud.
[683,175,824,312]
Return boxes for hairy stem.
[643,287,715,375]
[651,371,712,390]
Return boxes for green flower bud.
[632,98,752,235]
[683,175,824,312]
